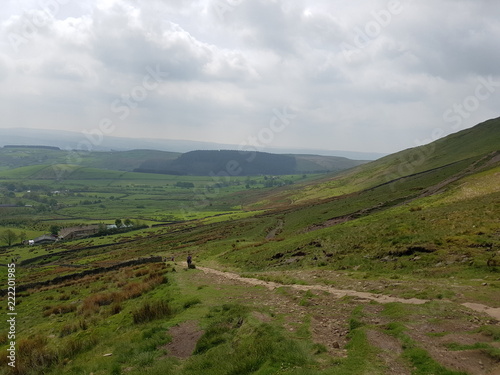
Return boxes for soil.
[163,321,204,358]
[365,329,411,375]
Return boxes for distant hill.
[4,145,60,150]
[0,128,385,160]
[0,147,367,177]
[135,150,297,176]
[134,150,367,176]
[0,147,180,172]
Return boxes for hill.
[0,128,385,159]
[245,117,500,207]
[0,147,181,173]
[0,147,367,177]
[134,150,367,176]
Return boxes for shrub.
[59,293,70,301]
[135,268,149,277]
[79,292,123,316]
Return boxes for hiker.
[187,255,192,268]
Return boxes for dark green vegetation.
[0,117,499,374]
[135,150,366,176]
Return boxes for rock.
[332,342,340,349]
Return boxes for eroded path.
[193,266,500,375]
[198,267,500,320]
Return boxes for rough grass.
[132,300,174,324]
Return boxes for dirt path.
[197,267,500,320]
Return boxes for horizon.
[1,1,499,155]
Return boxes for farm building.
[32,234,57,245]
[58,225,100,241]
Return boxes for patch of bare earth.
[164,321,204,358]
[366,329,411,375]
[408,319,500,375]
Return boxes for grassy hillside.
[247,117,500,206]
[0,147,180,173]
[0,118,498,375]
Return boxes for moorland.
[0,117,499,375]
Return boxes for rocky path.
[194,266,500,375]
[198,266,500,320]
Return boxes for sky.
[0,0,499,154]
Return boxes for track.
[198,266,500,320]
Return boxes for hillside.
[0,147,367,177]
[134,150,366,176]
[0,147,181,173]
[245,117,500,207]
[0,118,499,375]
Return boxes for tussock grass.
[43,303,77,317]
[132,300,174,324]
[0,333,99,375]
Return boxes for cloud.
[0,0,498,154]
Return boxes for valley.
[0,118,499,374]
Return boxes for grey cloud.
[0,0,498,154]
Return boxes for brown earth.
[163,321,204,358]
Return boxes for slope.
[0,147,181,173]
[245,117,500,207]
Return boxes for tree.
[124,218,132,227]
[49,225,60,236]
[19,231,27,244]
[0,230,18,246]
[98,222,107,234]
[115,219,122,227]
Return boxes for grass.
[0,120,498,374]
[185,303,314,375]
[132,300,174,324]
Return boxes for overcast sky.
[0,0,499,154]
